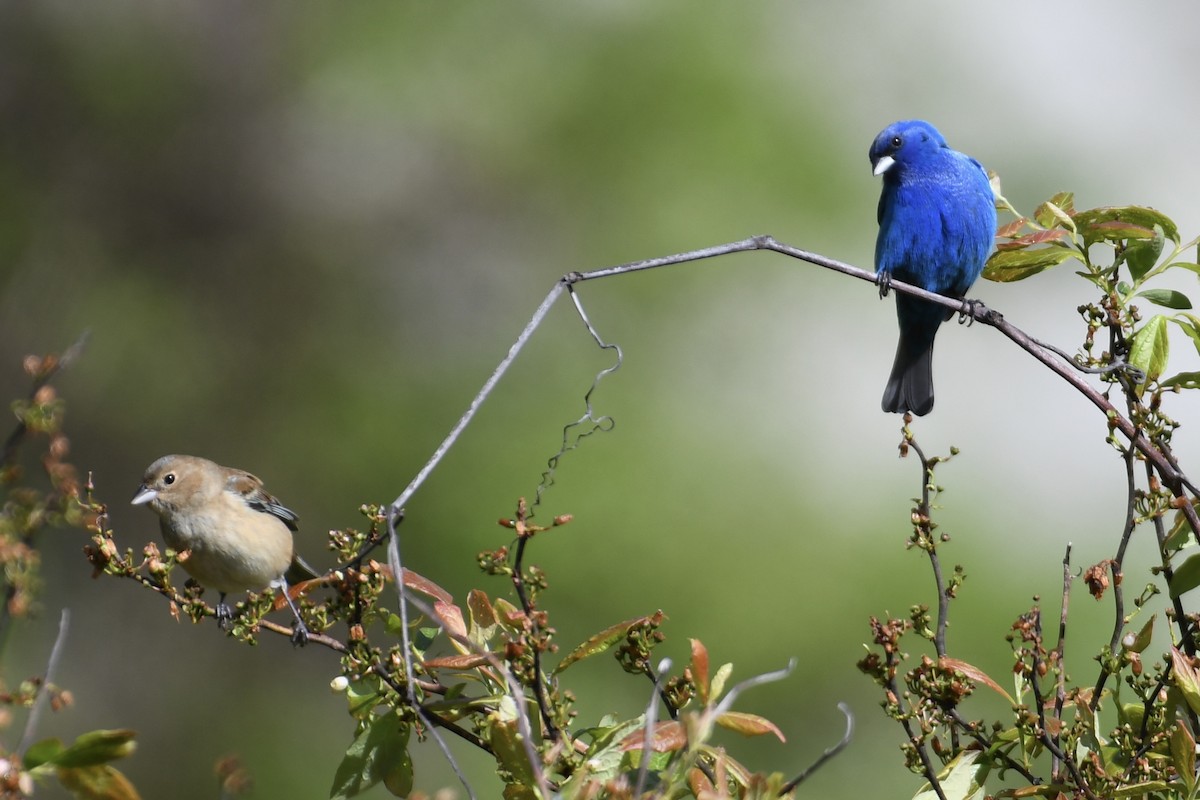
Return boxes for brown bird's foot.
[216,595,233,631]
[290,620,310,647]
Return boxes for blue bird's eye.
[890,135,902,150]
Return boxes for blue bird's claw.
[877,271,892,299]
[957,298,985,326]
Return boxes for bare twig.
[634,657,671,798]
[16,609,70,758]
[905,435,950,659]
[778,702,854,795]
[510,525,559,741]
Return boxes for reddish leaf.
[467,590,496,628]
[619,721,687,753]
[994,228,1070,250]
[554,613,664,674]
[402,569,454,603]
[424,653,491,670]
[690,639,710,704]
[434,600,467,641]
[996,217,1028,238]
[715,711,787,742]
[940,657,1015,704]
[491,598,528,630]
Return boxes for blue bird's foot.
[877,271,892,299]
[957,298,985,326]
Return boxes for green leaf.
[490,713,538,793]
[23,738,65,770]
[52,730,138,769]
[330,713,413,800]
[1127,315,1169,384]
[1125,230,1164,281]
[55,764,141,800]
[1034,192,1075,228]
[1170,315,1200,355]
[1137,288,1191,309]
[1166,261,1200,277]
[710,662,733,700]
[913,750,987,800]
[1162,371,1200,390]
[1123,615,1155,654]
[1074,205,1180,245]
[982,245,1076,282]
[554,613,659,674]
[1169,552,1200,598]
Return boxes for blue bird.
[870,120,996,416]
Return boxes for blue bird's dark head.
[869,120,947,178]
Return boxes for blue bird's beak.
[872,155,895,177]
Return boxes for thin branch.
[1052,544,1071,776]
[906,436,950,659]
[16,609,70,758]
[634,657,671,799]
[389,283,566,515]
[778,702,854,795]
[404,591,553,800]
[510,529,559,741]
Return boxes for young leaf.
[330,713,413,800]
[913,750,987,800]
[1122,615,1155,654]
[1034,192,1075,229]
[554,613,662,674]
[1128,315,1169,384]
[55,765,141,800]
[424,653,491,670]
[619,721,688,753]
[994,228,1070,251]
[714,711,787,742]
[690,639,711,705]
[1162,371,1200,390]
[51,730,138,769]
[996,217,1028,238]
[982,246,1076,282]
[1136,289,1191,309]
[940,657,1015,705]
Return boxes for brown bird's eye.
[891,135,902,149]
[163,473,175,486]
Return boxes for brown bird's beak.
[130,485,157,506]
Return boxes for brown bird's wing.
[226,471,300,532]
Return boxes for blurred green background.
[3,1,1200,797]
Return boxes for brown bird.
[131,454,316,642]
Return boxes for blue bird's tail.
[881,295,948,416]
